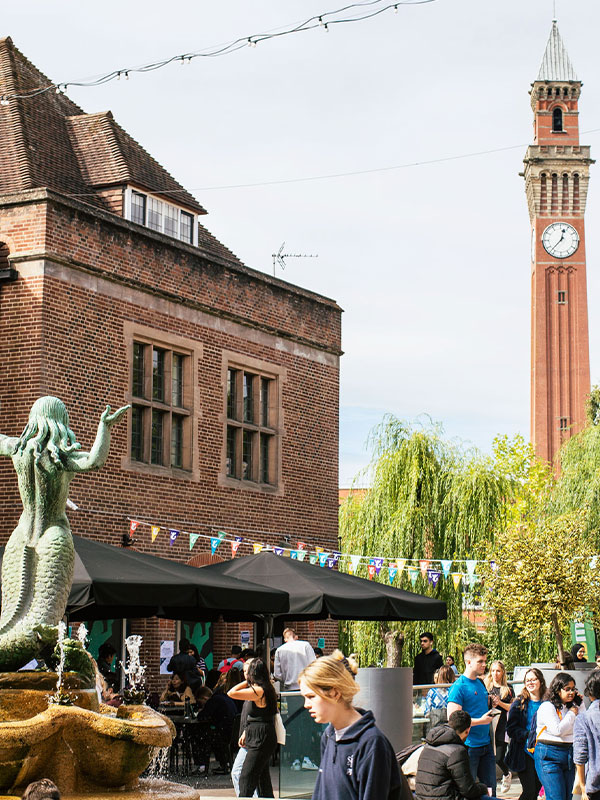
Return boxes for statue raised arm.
[0,396,129,670]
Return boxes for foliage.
[47,688,74,706]
[482,508,600,663]
[50,638,95,686]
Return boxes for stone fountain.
[0,397,198,800]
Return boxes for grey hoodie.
[574,699,600,793]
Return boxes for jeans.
[232,748,258,798]
[467,742,497,792]
[534,742,574,800]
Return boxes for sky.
[3,0,600,485]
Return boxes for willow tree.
[339,416,514,668]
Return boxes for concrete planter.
[355,666,413,751]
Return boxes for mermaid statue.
[0,397,128,670]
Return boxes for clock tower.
[524,20,593,465]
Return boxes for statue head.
[13,396,80,467]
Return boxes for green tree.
[482,508,600,664]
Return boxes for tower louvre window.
[562,174,569,213]
[558,290,566,304]
[540,174,547,212]
[551,174,558,214]
[552,107,564,133]
[559,417,569,432]
[573,174,580,212]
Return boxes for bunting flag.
[408,566,419,586]
[297,550,307,562]
[315,546,323,555]
[217,530,226,542]
[349,554,361,574]
[232,536,243,557]
[290,550,298,559]
[130,520,140,534]
[332,551,341,563]
[211,536,222,555]
[419,560,430,579]
[318,552,328,567]
[396,558,406,574]
[189,533,200,550]
[297,541,307,551]
[274,547,284,556]
[327,558,336,569]
[169,529,180,546]
[466,560,477,576]
[388,564,398,584]
[151,525,160,542]
[309,553,317,565]
[468,573,478,588]
[590,556,598,569]
[427,569,441,587]
[373,557,384,576]
[253,543,263,554]
[440,559,452,578]
[367,563,376,580]
[490,560,498,572]
[452,573,462,589]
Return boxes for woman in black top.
[484,660,515,794]
[228,658,278,798]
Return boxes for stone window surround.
[219,350,286,496]
[122,320,202,481]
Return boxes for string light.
[0,0,436,104]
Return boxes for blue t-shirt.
[447,675,490,747]
[525,699,542,756]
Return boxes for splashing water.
[122,635,145,691]
[56,620,67,692]
[146,746,170,778]
[76,623,88,648]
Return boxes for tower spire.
[537,20,578,82]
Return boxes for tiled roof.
[0,37,204,214]
[537,21,578,82]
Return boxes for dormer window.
[552,107,564,133]
[125,187,198,246]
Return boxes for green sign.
[570,617,596,661]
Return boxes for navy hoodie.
[313,709,402,800]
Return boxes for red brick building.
[525,21,593,465]
[0,37,342,688]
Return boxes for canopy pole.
[262,614,274,673]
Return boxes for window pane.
[242,430,253,480]
[171,415,183,468]
[260,378,270,427]
[172,353,184,407]
[227,369,237,419]
[260,433,271,484]
[180,212,193,243]
[153,348,165,401]
[243,373,254,423]
[165,204,178,238]
[226,426,237,477]
[131,406,144,461]
[132,342,145,397]
[151,410,164,464]
[131,192,146,226]
[148,197,163,232]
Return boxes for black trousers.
[496,741,510,776]
[518,753,542,800]
[239,721,277,798]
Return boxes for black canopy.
[0,535,289,621]
[198,551,447,621]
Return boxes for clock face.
[542,222,580,259]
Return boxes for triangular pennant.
[590,556,598,570]
[408,566,419,586]
[396,558,406,574]
[452,573,462,589]
[129,520,140,534]
[315,546,323,555]
[332,551,341,563]
[297,550,306,562]
[388,564,398,584]
[427,569,441,587]
[231,536,243,557]
[274,547,284,556]
[308,553,317,565]
[327,558,335,569]
[419,559,430,579]
[151,525,160,542]
[367,564,376,580]
[189,533,200,550]
[290,550,298,560]
[253,543,263,554]
[440,559,452,578]
[373,557,384,576]
[297,541,307,551]
[169,529,180,546]
[466,559,477,575]
[318,552,328,567]
[490,560,498,572]
[349,555,361,575]
[217,530,226,541]
[211,537,221,555]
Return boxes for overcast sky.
[3,0,600,485]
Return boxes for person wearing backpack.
[506,668,547,800]
[533,673,582,800]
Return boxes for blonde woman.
[299,650,401,800]
[484,660,515,794]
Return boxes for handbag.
[274,712,286,745]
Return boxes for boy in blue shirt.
[447,643,496,794]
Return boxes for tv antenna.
[272,242,318,276]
